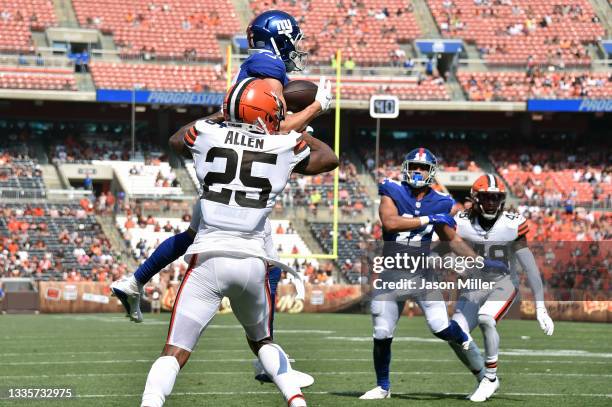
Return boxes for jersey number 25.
[201,147,277,209]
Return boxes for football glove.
[428,213,456,229]
[315,76,332,112]
[482,258,509,274]
[536,307,554,336]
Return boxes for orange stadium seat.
[457,71,612,101]
[249,0,421,65]
[89,62,226,92]
[0,66,76,91]
[427,0,604,66]
[0,0,56,54]
[71,0,241,60]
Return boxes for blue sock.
[373,338,392,390]
[433,320,469,345]
[267,266,282,338]
[133,231,194,285]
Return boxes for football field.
[0,313,610,406]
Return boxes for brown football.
[283,80,318,112]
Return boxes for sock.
[373,338,392,391]
[433,320,469,345]
[485,357,498,380]
[449,341,485,381]
[258,344,305,406]
[141,356,180,407]
[479,315,500,381]
[267,266,282,338]
[134,231,194,285]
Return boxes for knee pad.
[478,314,496,329]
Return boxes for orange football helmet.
[471,174,506,220]
[223,78,284,133]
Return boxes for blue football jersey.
[235,50,289,86]
[378,179,454,244]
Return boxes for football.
[283,80,318,112]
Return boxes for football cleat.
[253,359,314,388]
[468,376,499,402]
[359,386,391,400]
[110,275,143,323]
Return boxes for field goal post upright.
[226,45,233,90]
[280,49,341,261]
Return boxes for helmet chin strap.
[479,206,499,220]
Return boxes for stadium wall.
[31,282,610,322]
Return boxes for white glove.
[536,307,554,336]
[315,76,332,112]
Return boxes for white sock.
[258,344,306,407]
[141,356,180,407]
[130,274,143,291]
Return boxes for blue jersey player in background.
[111,9,332,388]
[360,148,485,399]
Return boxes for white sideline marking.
[1,371,611,380]
[326,338,612,358]
[7,354,612,366]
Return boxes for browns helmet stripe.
[487,174,496,189]
[227,77,257,121]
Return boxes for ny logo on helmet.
[276,19,293,36]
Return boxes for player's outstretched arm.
[293,132,338,175]
[378,196,427,233]
[513,237,554,335]
[263,78,330,133]
[168,111,224,158]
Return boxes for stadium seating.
[0,203,126,281]
[310,222,368,284]
[0,66,76,91]
[249,0,421,65]
[50,134,161,163]
[72,0,240,60]
[427,0,604,66]
[458,71,612,101]
[0,0,56,54]
[0,150,45,199]
[361,141,480,182]
[89,62,225,91]
[490,144,611,206]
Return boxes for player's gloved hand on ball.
[315,76,332,112]
[427,213,456,228]
[536,307,554,336]
[482,258,509,273]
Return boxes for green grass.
[0,313,610,406]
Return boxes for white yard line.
[1,371,610,379]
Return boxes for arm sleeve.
[182,125,198,152]
[516,219,529,240]
[515,247,545,308]
[378,179,396,197]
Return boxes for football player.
[447,174,554,402]
[140,79,338,407]
[360,148,486,400]
[111,9,330,323]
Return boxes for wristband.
[419,216,430,226]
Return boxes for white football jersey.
[184,119,309,259]
[455,210,529,276]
